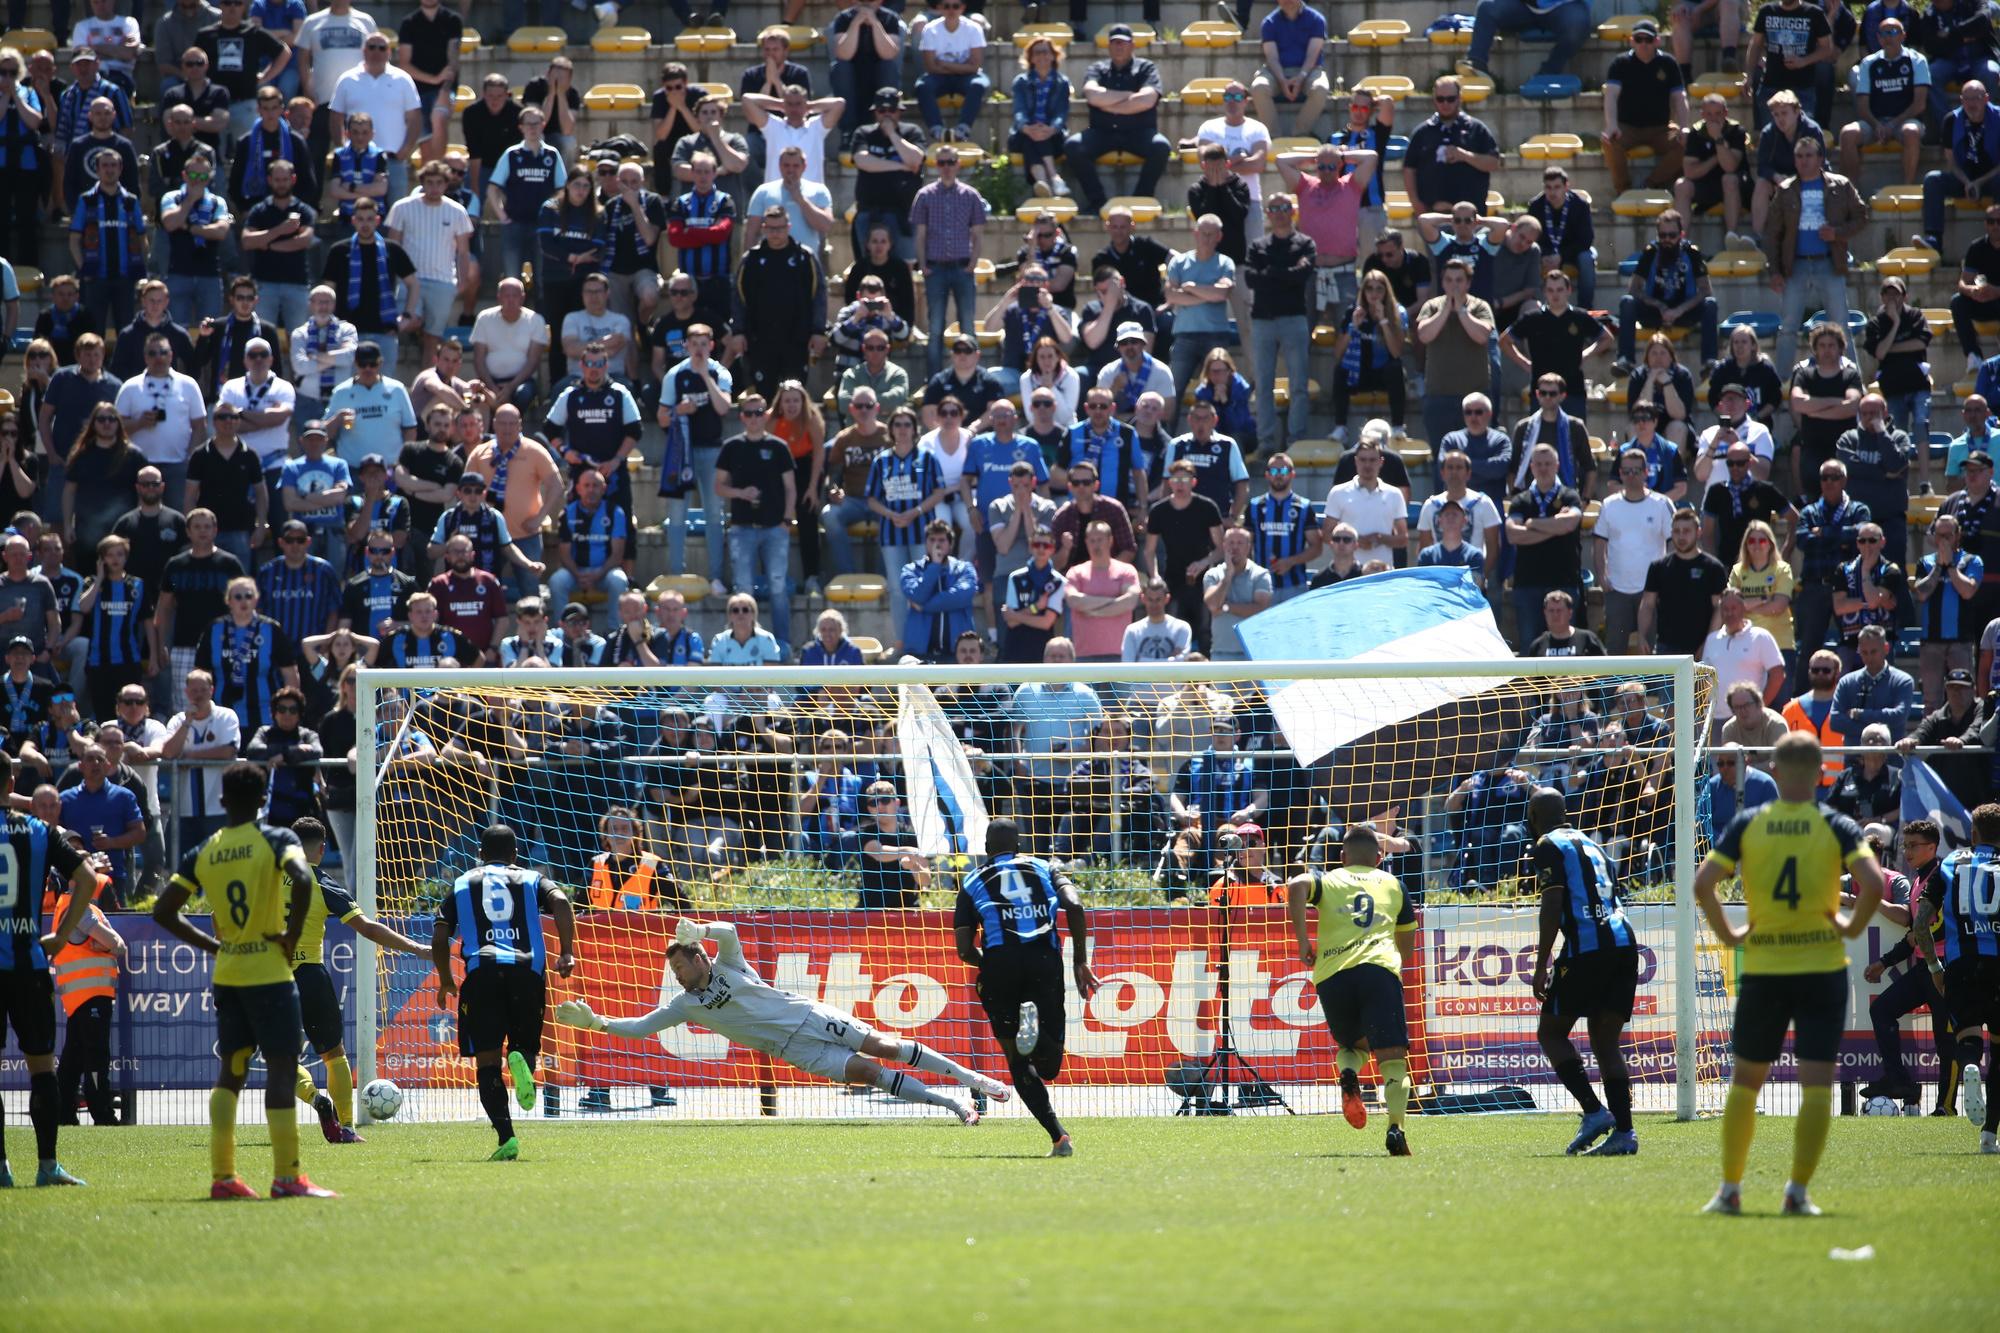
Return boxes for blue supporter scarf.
[304,318,337,398]
[348,239,393,319]
[1113,352,1158,414]
[243,121,273,201]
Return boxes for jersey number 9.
[1349,891,1375,929]
[0,844,18,911]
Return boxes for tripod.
[1175,841,1294,1116]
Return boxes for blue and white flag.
[1236,566,1516,766]
[1900,756,1972,849]
[898,682,990,858]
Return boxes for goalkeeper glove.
[674,919,706,948]
[555,999,606,1032]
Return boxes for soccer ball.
[362,1078,404,1122]
[1862,1095,1902,1117]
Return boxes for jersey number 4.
[1771,857,1800,910]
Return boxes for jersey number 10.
[1955,863,2000,918]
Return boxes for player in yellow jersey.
[152,763,332,1201]
[1287,824,1418,1156]
[1694,732,1884,1217]
[287,818,426,1145]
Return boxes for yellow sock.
[1721,1083,1758,1186]
[1336,1048,1366,1077]
[326,1055,355,1127]
[209,1086,238,1183]
[269,1107,301,1181]
[1381,1058,1410,1127]
[1791,1085,1833,1188]
[295,1068,319,1108]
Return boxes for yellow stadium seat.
[1348,19,1411,46]
[1877,244,1937,276]
[1429,23,1472,46]
[584,84,647,112]
[1180,19,1245,46]
[0,389,12,417]
[848,635,886,662]
[1522,133,1583,160]
[452,84,475,111]
[826,573,887,605]
[507,26,567,53]
[1689,73,1747,101]
[1597,14,1651,41]
[1956,378,1978,398]
[692,82,733,106]
[925,143,984,168]
[1612,189,1672,217]
[1355,75,1416,100]
[1955,194,1996,213]
[1013,22,1074,49]
[1861,140,1903,155]
[674,26,736,53]
[4,28,56,53]
[781,23,822,48]
[591,25,653,52]
[973,257,997,289]
[1271,378,1319,410]
[1180,77,1233,106]
[1908,493,1945,528]
[1097,150,1148,166]
[1706,249,1766,278]
[645,573,714,604]
[1287,438,1342,468]
[1097,21,1155,48]
[1385,190,1414,222]
[1100,195,1163,224]
[945,324,1006,350]
[1623,144,1657,161]
[1457,71,1495,103]
[1580,500,1602,534]
[1393,440,1431,469]
[1605,380,1630,406]
[1270,135,1320,159]
[1485,189,1507,213]
[13,266,42,295]
[460,28,481,55]
[1015,198,1078,223]
[1871,184,1924,214]
[1923,307,1954,339]
[1311,324,1339,348]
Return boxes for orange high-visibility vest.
[1780,696,1844,787]
[589,852,663,911]
[49,892,117,1016]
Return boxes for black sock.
[1956,1034,1985,1097]
[476,1065,514,1144]
[29,1071,58,1161]
[1986,1058,1999,1136]
[0,1089,8,1162]
[1602,1065,1633,1132]
[1552,1057,1602,1115]
[1008,1056,1065,1142]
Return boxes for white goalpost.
[353,656,1716,1124]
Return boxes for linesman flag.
[1236,567,1516,766]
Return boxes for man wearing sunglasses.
[1248,453,1320,604]
[115,332,208,508]
[158,150,233,329]
[1400,74,1500,218]
[194,576,300,733]
[1601,18,1689,195]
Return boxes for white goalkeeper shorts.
[778,1008,878,1084]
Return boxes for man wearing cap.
[1097,323,1176,427]
[114,332,208,507]
[922,335,1006,432]
[1207,821,1285,905]
[728,208,829,401]
[278,422,353,571]
[428,472,542,587]
[218,335,298,500]
[910,144,989,376]
[557,601,609,666]
[1941,447,2000,632]
[0,634,53,753]
[340,528,415,637]
[1692,383,1776,501]
[257,518,344,647]
[1065,26,1170,215]
[1898,667,1989,802]
[1601,18,1689,194]
[327,341,419,472]
[547,340,646,518]
[850,90,925,263]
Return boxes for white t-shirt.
[296,9,379,103]
[1123,614,1192,662]
[219,372,299,467]
[385,194,473,284]
[919,16,986,65]
[919,430,972,488]
[1591,489,1679,594]
[470,306,550,381]
[1196,115,1273,201]
[166,706,243,815]
[115,369,208,466]
[560,308,633,377]
[1416,489,1503,556]
[1699,624,1785,719]
[1322,478,1407,568]
[599,923,836,1056]
[71,16,141,77]
[1693,419,1777,501]
[762,116,829,185]
[329,65,423,156]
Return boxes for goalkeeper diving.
[555,919,1009,1121]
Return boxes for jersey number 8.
[225,879,249,928]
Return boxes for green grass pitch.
[4,1114,1993,1330]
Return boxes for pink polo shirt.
[1295,169,1365,265]
[1064,558,1140,659]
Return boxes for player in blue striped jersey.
[0,756,100,1188]
[1527,788,1642,1157]
[1246,453,1322,603]
[1915,802,2000,1151]
[255,522,344,647]
[955,818,1102,1156]
[866,408,947,551]
[433,824,578,1161]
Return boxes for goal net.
[353,658,1729,1124]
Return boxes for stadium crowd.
[0,0,1996,932]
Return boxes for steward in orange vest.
[46,885,123,1126]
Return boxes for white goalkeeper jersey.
[603,923,833,1056]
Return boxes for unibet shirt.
[1705,799,1872,975]
[172,820,311,987]
[1306,865,1415,984]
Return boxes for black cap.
[1631,17,1659,35]
[1106,22,1134,39]
[1968,449,1995,469]
[873,88,901,109]
[4,635,32,653]
[458,472,487,490]
[1947,667,1976,685]
[1717,383,1749,399]
[562,601,591,621]
[299,419,329,440]
[353,340,383,364]
[357,453,388,471]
